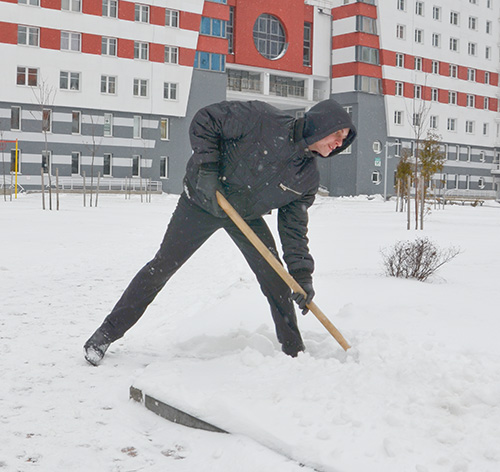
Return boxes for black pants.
[98,193,304,356]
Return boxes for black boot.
[84,329,111,366]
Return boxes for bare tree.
[82,113,103,207]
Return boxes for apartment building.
[1,0,499,199]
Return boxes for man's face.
[308,128,350,157]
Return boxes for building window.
[371,171,382,185]
[431,61,439,74]
[467,95,475,108]
[71,152,80,175]
[18,0,39,5]
[413,113,421,126]
[133,116,141,138]
[469,16,477,30]
[60,71,81,91]
[103,113,113,136]
[449,64,458,78]
[357,16,377,34]
[430,115,438,129]
[415,29,423,44]
[395,82,403,96]
[135,4,149,23]
[396,53,404,67]
[160,118,169,140]
[480,151,486,162]
[433,6,441,20]
[470,0,477,4]
[61,31,81,52]
[200,17,226,38]
[164,46,179,64]
[134,41,149,60]
[465,121,475,134]
[193,52,225,72]
[103,153,112,176]
[432,33,440,48]
[132,155,141,176]
[133,79,148,97]
[468,42,477,56]
[414,57,422,71]
[42,109,52,132]
[447,118,457,132]
[160,156,169,178]
[478,177,485,189]
[468,69,476,81]
[72,111,81,134]
[101,75,116,94]
[253,14,286,60]
[102,37,117,56]
[102,0,117,17]
[394,110,403,125]
[450,11,459,25]
[11,149,21,173]
[485,47,491,60]
[61,0,81,12]
[431,88,438,101]
[163,82,177,100]
[227,6,234,54]
[356,46,379,65]
[486,21,492,34]
[414,85,422,99]
[354,76,381,94]
[449,91,457,105]
[227,69,261,93]
[42,150,51,174]
[303,22,311,67]
[11,106,21,130]
[396,24,405,40]
[415,1,423,15]
[485,72,490,85]
[484,97,490,110]
[449,38,459,52]
[17,66,38,86]
[397,0,405,11]
[270,75,305,98]
[165,9,179,27]
[18,25,39,46]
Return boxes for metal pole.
[384,143,388,202]
[15,139,18,199]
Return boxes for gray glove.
[290,270,315,315]
[195,166,227,218]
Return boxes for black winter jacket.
[183,100,356,278]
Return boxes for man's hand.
[196,166,226,218]
[290,270,315,315]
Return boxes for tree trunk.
[96,171,101,208]
[83,170,86,207]
[56,167,60,211]
[41,167,46,210]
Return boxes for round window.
[253,14,287,60]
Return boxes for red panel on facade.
[41,0,60,9]
[457,66,467,81]
[82,0,101,16]
[382,79,394,95]
[332,32,379,50]
[490,73,499,87]
[403,54,414,69]
[202,1,230,21]
[403,83,413,99]
[304,3,314,22]
[40,27,60,49]
[422,58,432,74]
[439,61,449,76]
[181,11,202,31]
[198,35,228,55]
[0,0,17,3]
[0,22,17,44]
[150,6,165,26]
[82,33,101,55]
[118,1,134,21]
[150,43,164,63]
[490,98,498,111]
[457,92,467,107]
[179,48,196,67]
[117,38,134,59]
[229,0,313,75]
[332,62,381,79]
[438,89,448,103]
[380,49,395,66]
[332,3,377,20]
[476,70,485,84]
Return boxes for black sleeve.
[277,192,316,279]
[188,101,260,167]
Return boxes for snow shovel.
[216,191,351,352]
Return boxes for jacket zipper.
[279,183,302,195]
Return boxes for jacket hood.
[302,99,357,157]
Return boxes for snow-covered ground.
[1,192,499,472]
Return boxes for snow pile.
[1,193,499,471]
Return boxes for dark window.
[253,14,287,60]
[303,22,311,66]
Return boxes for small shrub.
[381,237,460,281]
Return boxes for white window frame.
[134,4,149,23]
[449,64,458,78]
[449,91,457,105]
[486,21,492,34]
[164,46,179,64]
[104,113,113,136]
[447,118,457,132]
[17,66,38,86]
[467,95,475,108]
[468,69,476,82]
[469,16,477,30]
[485,72,490,85]
[394,110,403,125]
[134,41,149,60]
[71,151,81,175]
[468,42,477,56]
[101,75,117,95]
[433,6,441,20]
[449,38,459,52]
[432,33,440,48]
[414,57,422,71]
[102,37,117,56]
[415,1,423,15]
[61,31,81,52]
[132,155,141,177]
[11,106,21,130]
[465,120,475,134]
[103,153,113,176]
[414,85,422,99]
[42,150,52,174]
[163,82,178,100]
[133,116,142,139]
[397,0,405,11]
[160,118,169,140]
[396,24,406,40]
[430,115,438,130]
[485,47,491,60]
[160,156,169,179]
[484,97,490,110]
[18,25,39,46]
[18,0,39,5]
[133,78,148,97]
[60,71,81,91]
[395,82,403,96]
[61,0,81,12]
[414,29,423,44]
[450,11,459,26]
[72,110,81,134]
[165,8,179,27]
[431,88,438,102]
[102,0,117,18]
[396,53,404,67]
[42,108,52,133]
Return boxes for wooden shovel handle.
[216,191,351,351]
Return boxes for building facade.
[1,0,500,199]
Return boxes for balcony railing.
[269,83,305,98]
[227,77,262,93]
